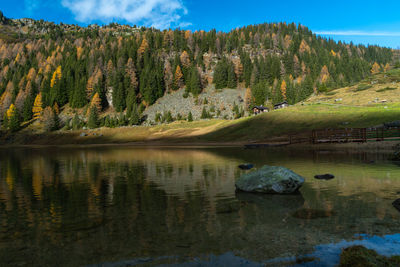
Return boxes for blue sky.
[1,0,400,48]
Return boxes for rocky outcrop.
[235,165,305,194]
[142,86,246,124]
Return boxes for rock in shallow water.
[314,174,335,180]
[393,199,400,212]
[238,163,254,170]
[235,165,305,194]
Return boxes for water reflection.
[0,147,400,266]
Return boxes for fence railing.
[245,127,400,148]
[310,127,400,144]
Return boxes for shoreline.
[1,139,398,151]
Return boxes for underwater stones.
[238,163,254,170]
[392,199,400,212]
[314,174,335,180]
[235,165,305,194]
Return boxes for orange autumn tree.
[50,66,62,88]
[319,65,330,84]
[32,93,43,119]
[280,80,287,100]
[89,92,102,113]
[244,87,253,110]
[175,65,184,88]
[180,51,191,69]
[138,38,149,57]
[384,63,391,73]
[53,102,60,115]
[371,62,381,74]
[6,104,16,120]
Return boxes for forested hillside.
[0,10,394,132]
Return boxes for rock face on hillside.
[235,166,305,194]
[143,86,246,124]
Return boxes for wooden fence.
[310,127,400,144]
[245,127,400,148]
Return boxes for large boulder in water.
[235,165,305,194]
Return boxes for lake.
[1,146,400,266]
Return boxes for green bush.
[355,84,373,92]
[376,86,397,92]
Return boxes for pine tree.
[188,67,202,95]
[201,107,209,119]
[187,111,193,122]
[129,103,140,125]
[22,95,33,121]
[72,113,81,130]
[88,106,99,129]
[165,111,173,123]
[2,113,8,130]
[227,61,237,88]
[214,59,228,89]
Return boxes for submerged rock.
[292,208,336,219]
[393,199,400,212]
[238,163,254,170]
[314,174,335,180]
[235,165,305,194]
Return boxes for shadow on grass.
[4,108,400,145]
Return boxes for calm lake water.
[1,146,400,266]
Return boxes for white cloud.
[316,30,400,37]
[24,0,39,16]
[61,0,189,29]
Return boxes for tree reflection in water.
[0,147,400,266]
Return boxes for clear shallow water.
[1,146,400,266]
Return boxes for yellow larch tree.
[180,51,191,69]
[138,37,149,57]
[89,92,102,113]
[280,80,287,100]
[371,62,381,74]
[76,46,83,60]
[32,93,43,119]
[175,65,184,88]
[50,66,62,88]
[53,102,60,115]
[0,91,12,116]
[384,63,391,73]
[244,87,253,110]
[6,104,16,120]
[27,67,36,81]
[299,39,311,54]
[15,53,21,64]
[319,65,330,83]
[86,76,94,99]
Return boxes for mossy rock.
[235,165,305,194]
[339,246,400,267]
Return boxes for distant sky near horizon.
[2,0,400,48]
